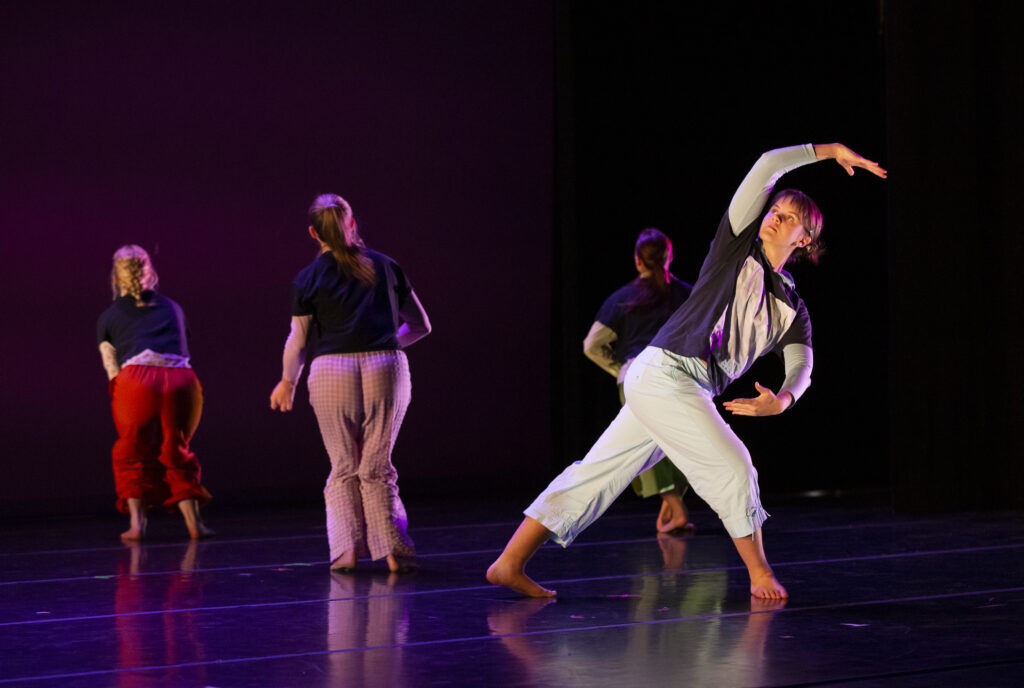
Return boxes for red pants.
[110,365,209,513]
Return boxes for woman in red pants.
[97,245,212,541]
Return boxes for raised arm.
[269,315,311,412]
[728,144,818,234]
[728,142,886,234]
[396,290,431,348]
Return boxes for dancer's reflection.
[487,597,557,680]
[735,596,789,662]
[621,543,786,684]
[487,562,785,684]
[326,573,411,687]
[656,532,689,572]
[114,540,206,687]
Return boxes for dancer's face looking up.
[760,198,809,251]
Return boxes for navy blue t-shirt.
[96,291,190,365]
[650,209,812,394]
[291,249,412,358]
[595,276,692,363]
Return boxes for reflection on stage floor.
[1,497,1022,686]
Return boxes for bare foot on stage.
[189,523,215,540]
[749,570,788,599]
[178,499,213,540]
[121,499,146,541]
[387,554,418,574]
[486,557,556,598]
[656,493,693,534]
[120,524,145,541]
[330,551,357,572]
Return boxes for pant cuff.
[524,505,577,548]
[721,506,770,538]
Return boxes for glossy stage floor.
[2,497,1022,687]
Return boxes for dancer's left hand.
[723,382,792,416]
[814,143,887,178]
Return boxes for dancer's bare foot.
[330,551,357,572]
[749,569,788,599]
[733,528,787,599]
[656,492,693,533]
[386,554,418,574]
[120,498,146,541]
[189,523,215,540]
[486,556,556,598]
[120,524,145,541]
[177,499,213,540]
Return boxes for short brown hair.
[770,189,824,264]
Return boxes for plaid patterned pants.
[309,351,415,562]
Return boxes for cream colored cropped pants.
[526,346,768,543]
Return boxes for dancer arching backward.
[97,245,213,541]
[488,142,886,599]
[583,228,694,533]
[270,194,431,573]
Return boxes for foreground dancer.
[489,142,886,598]
[583,228,694,533]
[97,245,213,541]
[270,194,431,573]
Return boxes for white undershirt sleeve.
[728,144,818,235]
[282,315,311,384]
[779,343,813,404]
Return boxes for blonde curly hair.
[110,245,159,301]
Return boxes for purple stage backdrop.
[0,2,553,513]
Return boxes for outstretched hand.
[269,380,296,412]
[816,143,887,178]
[722,382,792,417]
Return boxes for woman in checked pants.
[270,193,431,573]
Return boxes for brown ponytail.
[624,228,672,311]
[309,193,375,286]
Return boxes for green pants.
[619,384,690,499]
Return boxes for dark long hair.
[624,227,672,311]
[309,193,375,286]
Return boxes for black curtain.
[553,1,889,498]
[885,0,1024,510]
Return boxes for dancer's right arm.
[270,315,310,412]
[99,341,120,380]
